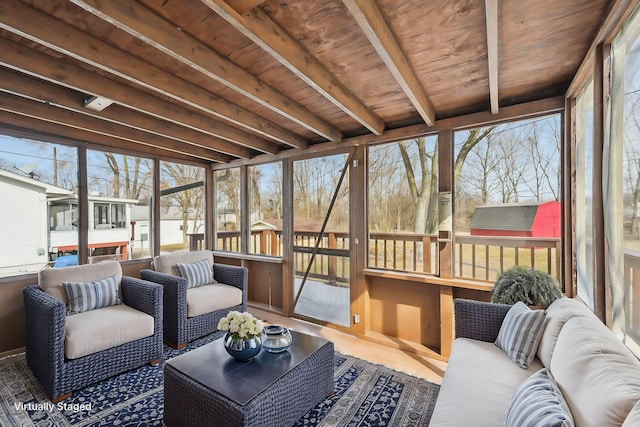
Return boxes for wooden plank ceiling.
[0,0,610,164]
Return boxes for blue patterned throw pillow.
[505,368,574,427]
[175,258,213,288]
[495,301,546,368]
[63,274,121,315]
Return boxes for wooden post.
[438,129,454,279]
[440,285,454,358]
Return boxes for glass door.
[292,153,351,327]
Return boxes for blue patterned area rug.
[0,332,439,426]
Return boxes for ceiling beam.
[225,0,265,14]
[0,68,244,161]
[1,112,204,164]
[68,0,342,142]
[0,0,300,151]
[0,91,229,163]
[0,38,273,157]
[485,0,499,114]
[202,0,385,135]
[342,0,435,126]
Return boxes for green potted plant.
[491,265,562,308]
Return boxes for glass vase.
[262,325,293,353]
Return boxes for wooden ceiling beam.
[0,67,251,160]
[69,0,342,142]
[0,38,269,158]
[0,0,296,152]
[202,0,385,135]
[342,0,436,126]
[0,91,230,163]
[225,0,265,15]
[485,0,499,114]
[1,112,202,164]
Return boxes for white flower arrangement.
[218,311,264,340]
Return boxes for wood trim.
[484,0,499,113]
[153,159,161,257]
[77,146,88,264]
[350,145,368,335]
[563,97,575,297]
[70,0,339,143]
[203,0,385,135]
[439,286,454,358]
[281,159,294,316]
[438,129,453,279]
[205,168,215,251]
[342,0,436,126]
[593,44,606,322]
[218,97,566,169]
[567,0,639,97]
[363,269,493,292]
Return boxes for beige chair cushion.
[550,315,640,427]
[64,304,154,359]
[39,261,123,305]
[153,251,213,277]
[429,338,543,426]
[537,297,593,368]
[186,283,243,318]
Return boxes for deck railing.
[206,230,562,285]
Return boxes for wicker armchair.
[141,251,247,349]
[23,261,163,403]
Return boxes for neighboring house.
[0,169,137,276]
[470,201,561,238]
[130,205,204,251]
[0,169,65,275]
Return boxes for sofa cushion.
[623,400,640,427]
[39,261,123,305]
[153,250,214,278]
[495,302,546,368]
[64,274,121,314]
[537,297,593,368]
[505,368,574,427]
[186,283,243,318]
[550,315,640,427]
[429,338,543,426]
[64,304,154,359]
[175,259,213,288]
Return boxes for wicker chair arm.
[213,263,248,292]
[140,268,187,303]
[121,276,163,318]
[454,298,512,342]
[23,285,66,394]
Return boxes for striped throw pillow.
[505,368,574,427]
[63,275,121,315]
[175,258,213,288]
[495,301,546,368]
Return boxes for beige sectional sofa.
[430,298,640,426]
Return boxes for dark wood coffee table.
[164,330,334,427]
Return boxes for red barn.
[469,201,561,238]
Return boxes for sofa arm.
[23,285,66,395]
[121,276,163,319]
[454,298,511,342]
